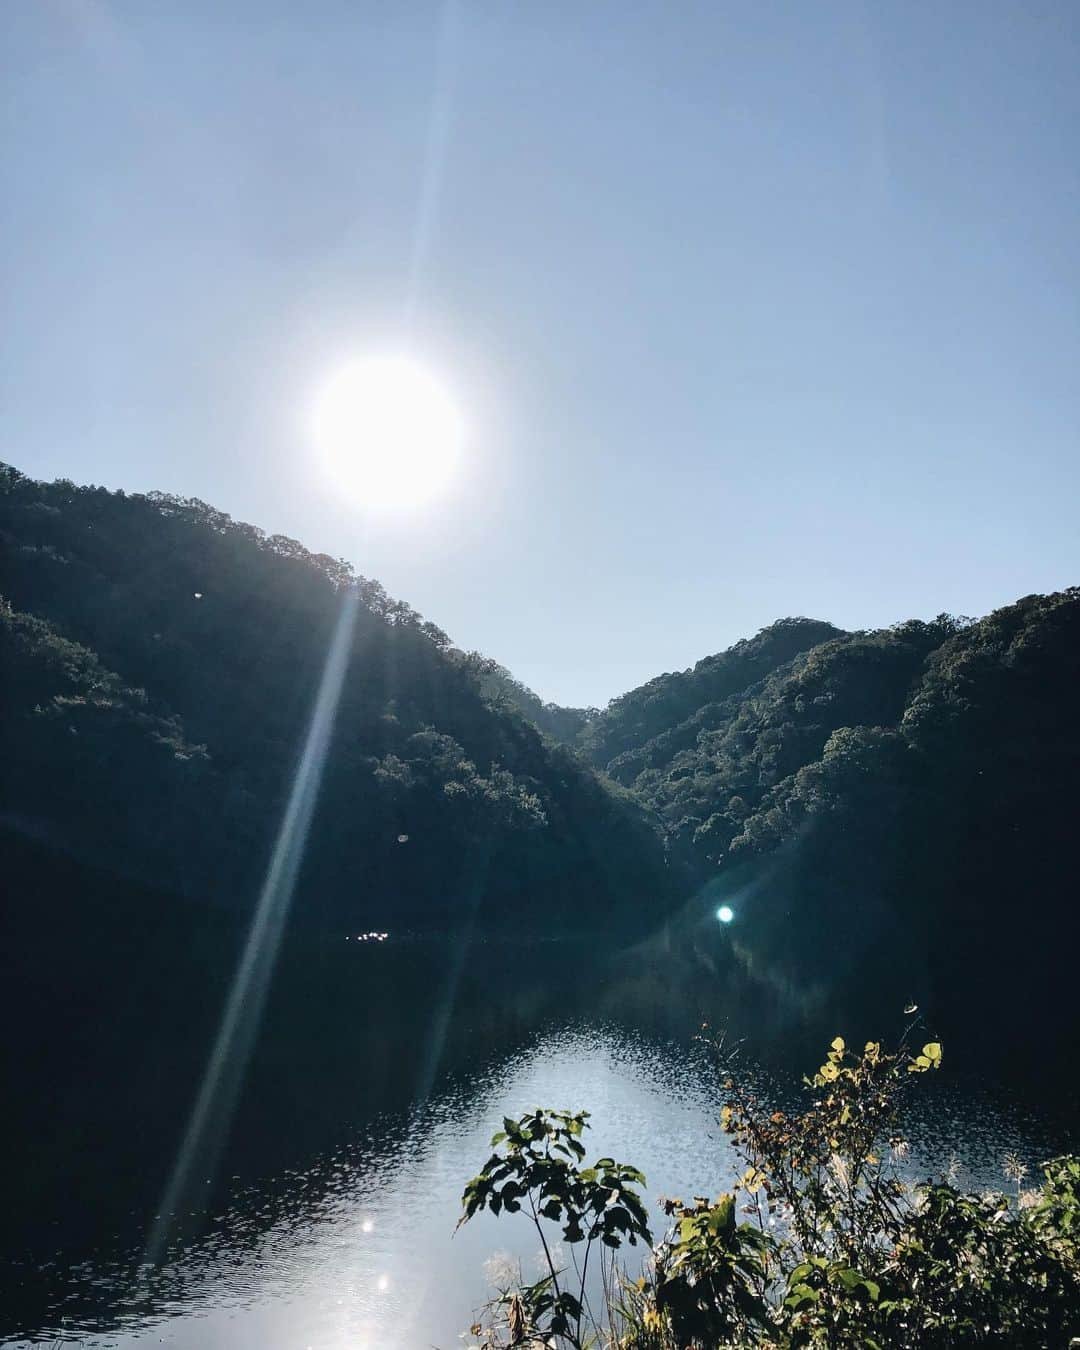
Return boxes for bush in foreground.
[457,1030,1080,1348]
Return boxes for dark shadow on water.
[3,831,1078,1344]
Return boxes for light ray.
[143,589,360,1270]
[412,837,493,1104]
[403,0,461,337]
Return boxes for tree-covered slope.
[3,462,1078,1057]
[467,655,596,745]
[579,590,1080,1053]
[0,463,671,930]
[635,617,964,861]
[0,597,224,889]
[577,617,844,777]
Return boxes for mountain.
[3,461,1078,1064]
[568,594,1080,1058]
[577,616,844,776]
[0,463,672,932]
[467,656,596,745]
[580,615,962,857]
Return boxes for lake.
[4,932,1077,1349]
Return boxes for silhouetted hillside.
[577,617,845,780]
[3,462,1079,1062]
[0,463,672,932]
[571,594,1080,1057]
[469,656,596,745]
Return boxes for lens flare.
[143,591,360,1270]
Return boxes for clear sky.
[3,1,1078,707]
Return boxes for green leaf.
[784,1283,820,1308]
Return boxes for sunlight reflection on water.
[10,1022,1075,1350]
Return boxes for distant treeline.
[559,591,1080,1056]
[0,462,671,932]
[3,461,1079,1059]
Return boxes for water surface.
[6,936,1076,1349]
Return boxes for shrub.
[457,1031,1080,1348]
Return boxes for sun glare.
[312,354,464,509]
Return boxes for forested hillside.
[469,656,596,745]
[578,615,963,860]
[572,593,1080,1054]
[0,463,671,931]
[577,616,844,774]
[3,462,1078,1060]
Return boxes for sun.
[312,354,464,509]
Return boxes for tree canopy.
[3,461,1078,1057]
[0,462,670,931]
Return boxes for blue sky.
[3,1,1078,706]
